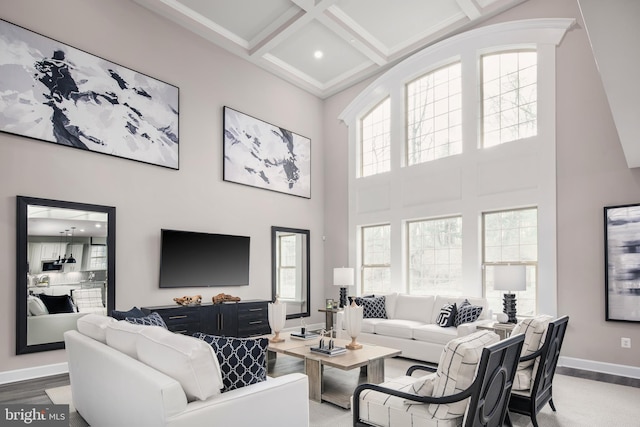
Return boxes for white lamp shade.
[493,265,527,292]
[334,267,354,287]
[344,302,363,338]
[268,301,287,333]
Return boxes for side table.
[318,308,341,332]
[477,321,516,340]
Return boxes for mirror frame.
[271,226,310,320]
[16,196,116,354]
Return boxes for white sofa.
[64,315,309,427]
[336,293,492,363]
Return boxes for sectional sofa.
[336,293,492,363]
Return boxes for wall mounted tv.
[159,229,250,288]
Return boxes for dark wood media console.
[141,300,270,338]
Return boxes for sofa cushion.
[126,312,168,329]
[356,296,387,319]
[111,306,145,320]
[361,318,386,334]
[193,333,268,392]
[453,299,483,326]
[436,303,457,327]
[355,375,458,427]
[512,366,533,391]
[136,326,223,401]
[511,315,553,369]
[429,330,500,420]
[383,292,399,319]
[374,319,424,339]
[394,295,435,323]
[77,314,116,343]
[105,320,147,358]
[412,324,458,345]
[28,295,49,316]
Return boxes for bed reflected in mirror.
[271,226,310,319]
[16,196,115,354]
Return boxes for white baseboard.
[558,356,640,379]
[0,362,69,385]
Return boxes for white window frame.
[360,224,391,294]
[360,97,391,178]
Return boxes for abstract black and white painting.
[223,107,310,198]
[0,19,179,169]
[605,203,640,322]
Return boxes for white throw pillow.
[77,314,116,343]
[105,320,147,359]
[28,296,49,316]
[136,327,223,401]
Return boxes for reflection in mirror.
[271,227,310,319]
[16,196,115,354]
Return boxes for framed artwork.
[0,19,179,169]
[604,203,640,322]
[223,106,311,198]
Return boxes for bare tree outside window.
[407,62,462,165]
[361,98,391,177]
[482,50,537,148]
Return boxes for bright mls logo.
[1,405,67,426]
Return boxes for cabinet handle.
[169,315,188,320]
[248,308,263,312]
[249,320,263,325]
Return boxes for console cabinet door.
[201,304,237,336]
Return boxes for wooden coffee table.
[268,333,400,409]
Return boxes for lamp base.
[269,331,285,343]
[346,337,362,350]
[502,293,518,323]
[339,287,347,308]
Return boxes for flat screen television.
[159,229,250,288]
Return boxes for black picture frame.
[223,106,311,198]
[604,203,640,322]
[0,19,179,169]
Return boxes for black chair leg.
[549,397,557,412]
[504,410,513,427]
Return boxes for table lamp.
[333,267,354,308]
[493,265,526,323]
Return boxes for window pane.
[482,208,538,316]
[362,224,391,293]
[482,51,537,147]
[361,98,391,177]
[407,62,462,165]
[408,216,462,295]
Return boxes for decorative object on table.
[310,329,346,356]
[0,19,179,170]
[212,293,241,304]
[173,294,202,306]
[604,203,640,322]
[325,298,334,309]
[267,298,287,343]
[223,106,311,198]
[496,312,510,323]
[333,267,354,308]
[290,318,319,340]
[493,265,526,323]
[344,300,363,350]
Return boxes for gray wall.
[323,0,640,370]
[0,0,324,373]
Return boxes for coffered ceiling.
[132,0,527,98]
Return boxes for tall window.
[408,216,462,295]
[483,208,538,316]
[360,98,391,177]
[361,224,391,293]
[481,50,537,148]
[277,233,297,299]
[406,62,462,165]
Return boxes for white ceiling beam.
[456,0,483,20]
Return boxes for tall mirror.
[16,196,115,354]
[271,226,310,319]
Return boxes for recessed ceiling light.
[95,224,102,228]
[314,50,323,59]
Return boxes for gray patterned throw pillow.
[125,311,167,329]
[193,333,268,392]
[355,296,387,319]
[454,299,483,327]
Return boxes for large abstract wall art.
[223,107,311,198]
[0,19,179,169]
[604,203,640,322]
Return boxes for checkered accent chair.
[353,330,500,427]
[510,315,553,391]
